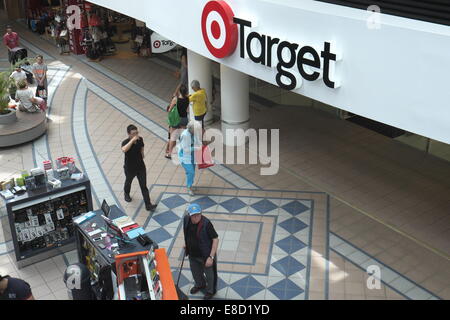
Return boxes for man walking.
[121,124,157,211]
[183,203,219,300]
[3,26,20,64]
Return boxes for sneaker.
[124,194,132,202]
[204,292,215,300]
[188,188,195,196]
[190,286,206,295]
[145,203,157,212]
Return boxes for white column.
[220,64,250,146]
[187,50,213,125]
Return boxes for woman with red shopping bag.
[178,121,203,196]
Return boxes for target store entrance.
[86,0,450,162]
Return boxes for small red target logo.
[153,40,161,48]
[201,0,238,58]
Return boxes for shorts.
[194,113,206,129]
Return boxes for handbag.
[38,99,47,112]
[36,85,47,99]
[167,103,180,127]
[197,145,214,169]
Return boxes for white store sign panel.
[151,32,177,53]
[89,0,450,144]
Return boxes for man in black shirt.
[0,275,34,300]
[121,124,157,211]
[183,203,219,300]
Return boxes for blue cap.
[187,203,202,216]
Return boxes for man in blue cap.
[183,203,219,300]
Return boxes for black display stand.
[75,205,157,300]
[1,174,93,269]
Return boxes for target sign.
[153,40,161,49]
[201,0,238,58]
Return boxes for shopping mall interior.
[0,0,449,301]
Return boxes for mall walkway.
[0,16,449,300]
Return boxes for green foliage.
[0,58,31,114]
[0,71,12,115]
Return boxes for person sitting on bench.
[15,80,45,113]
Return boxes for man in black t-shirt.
[0,275,34,300]
[183,203,219,300]
[121,124,157,211]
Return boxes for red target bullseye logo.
[154,40,161,49]
[201,1,238,58]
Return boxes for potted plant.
[0,70,16,125]
[0,58,30,125]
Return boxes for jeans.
[181,162,195,188]
[123,166,151,205]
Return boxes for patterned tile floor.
[0,15,449,300]
[146,192,313,300]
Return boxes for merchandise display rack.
[75,205,178,300]
[75,205,158,300]
[1,172,93,269]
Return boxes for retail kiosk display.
[115,250,161,300]
[74,203,178,300]
[1,159,93,269]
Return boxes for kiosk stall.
[74,202,178,300]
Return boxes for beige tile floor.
[0,16,449,300]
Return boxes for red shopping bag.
[197,145,215,169]
[38,99,48,112]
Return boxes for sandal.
[165,154,172,160]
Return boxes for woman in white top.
[15,80,43,113]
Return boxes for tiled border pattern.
[32,66,71,167]
[147,192,313,300]
[83,78,259,190]
[329,233,441,300]
[20,38,53,61]
[80,57,169,112]
[23,28,260,191]
[72,79,121,209]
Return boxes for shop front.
[22,0,177,60]
[87,0,450,147]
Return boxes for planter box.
[0,109,17,125]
